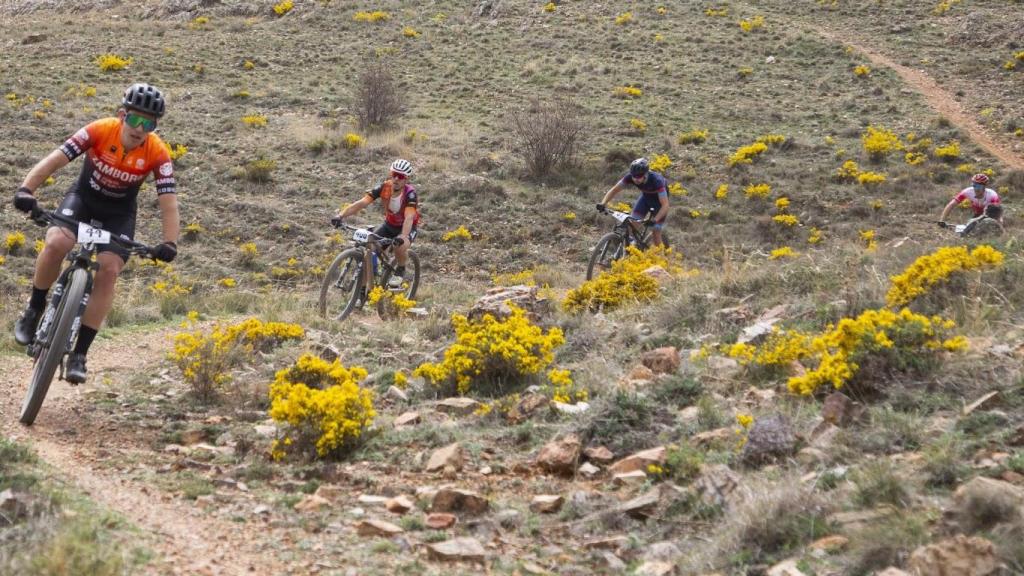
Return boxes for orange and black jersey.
[60,118,175,209]
[367,179,419,228]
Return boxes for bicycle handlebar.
[31,208,154,256]
[332,221,397,247]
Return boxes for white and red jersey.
[953,187,1000,216]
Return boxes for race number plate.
[352,228,371,242]
[77,222,110,244]
[611,211,630,223]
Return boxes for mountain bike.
[318,223,420,321]
[20,210,154,425]
[586,205,668,280]
[937,216,1003,238]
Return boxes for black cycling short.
[53,192,137,262]
[373,222,417,242]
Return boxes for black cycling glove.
[153,241,178,263]
[596,203,606,213]
[331,216,344,228]
[13,187,37,213]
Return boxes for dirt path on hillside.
[0,327,292,576]
[813,26,1024,171]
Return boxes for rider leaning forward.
[11,83,180,383]
[597,157,670,246]
[939,173,1004,232]
[332,159,419,289]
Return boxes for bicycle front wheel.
[21,268,87,425]
[319,248,365,321]
[586,233,625,280]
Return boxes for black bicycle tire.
[586,233,625,280]
[319,248,365,321]
[403,252,421,300]
[20,268,87,425]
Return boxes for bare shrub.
[353,59,404,131]
[509,98,587,179]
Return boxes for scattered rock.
[356,519,404,537]
[426,537,487,562]
[908,535,1000,576]
[641,347,681,374]
[253,504,271,516]
[314,485,345,503]
[386,496,414,514]
[535,434,581,475]
[386,385,409,403]
[608,445,667,475]
[357,495,390,507]
[468,285,547,322]
[693,465,741,508]
[766,559,807,576]
[425,513,457,529]
[953,476,1024,525]
[821,392,856,426]
[691,427,733,447]
[741,414,795,465]
[810,535,849,553]
[642,265,673,284]
[436,398,479,416]
[808,421,841,450]
[796,447,827,466]
[394,411,421,427]
[578,462,601,479]
[180,429,206,445]
[616,489,660,519]
[625,364,656,383]
[584,536,630,550]
[705,356,740,377]
[293,494,331,513]
[738,318,782,345]
[426,442,464,473]
[643,542,682,563]
[505,393,550,423]
[431,488,489,515]
[634,561,675,576]
[530,495,564,514]
[598,551,627,571]
[612,470,648,487]
[827,507,896,530]
[583,446,615,463]
[494,509,522,530]
[876,569,911,576]
[253,424,277,438]
[552,401,589,415]
[742,386,776,407]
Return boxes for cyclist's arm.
[939,198,960,222]
[338,195,373,219]
[600,181,626,205]
[20,148,71,193]
[399,206,416,240]
[158,193,180,245]
[654,193,669,223]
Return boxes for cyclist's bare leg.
[651,229,664,246]
[32,226,76,289]
[81,252,124,330]
[394,242,410,267]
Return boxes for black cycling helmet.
[122,83,165,118]
[629,157,650,178]
[985,204,1003,219]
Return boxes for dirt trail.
[0,327,291,576]
[813,26,1024,171]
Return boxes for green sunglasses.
[124,112,157,132]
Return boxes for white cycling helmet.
[390,158,413,177]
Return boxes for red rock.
[641,347,681,374]
[608,446,667,475]
[425,513,457,529]
[535,434,581,475]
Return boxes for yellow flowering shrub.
[403,27,420,38]
[934,140,960,160]
[548,368,587,404]
[342,133,365,149]
[5,231,26,253]
[219,277,237,288]
[886,245,1004,308]
[769,246,797,259]
[772,214,799,227]
[564,245,686,313]
[728,141,768,166]
[238,242,258,266]
[96,54,132,71]
[269,354,374,459]
[678,129,709,144]
[775,197,790,212]
[860,229,877,252]
[715,184,729,199]
[668,183,686,197]
[413,304,565,395]
[353,10,390,22]
[861,125,903,159]
[853,65,871,77]
[614,12,633,25]
[33,239,44,255]
[442,225,472,242]
[492,268,538,287]
[738,15,765,32]
[562,211,577,221]
[649,154,672,173]
[905,152,926,165]
[836,160,860,180]
[744,183,771,199]
[808,227,823,245]
[857,171,887,185]
[706,7,728,17]
[241,114,267,128]
[543,2,556,12]
[630,118,647,133]
[273,0,292,15]
[171,318,305,401]
[933,0,961,15]
[368,285,417,318]
[614,86,643,98]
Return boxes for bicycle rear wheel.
[383,251,420,300]
[20,268,87,425]
[586,233,625,280]
[319,248,365,321]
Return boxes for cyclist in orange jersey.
[12,83,180,383]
